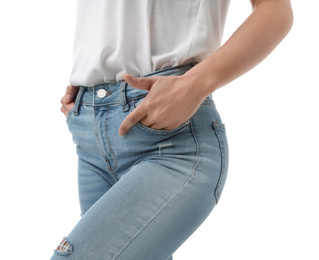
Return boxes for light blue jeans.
[51,63,229,260]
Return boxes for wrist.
[182,62,220,98]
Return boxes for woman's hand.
[60,85,80,117]
[119,74,207,136]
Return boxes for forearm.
[184,0,293,97]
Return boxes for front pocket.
[135,119,190,136]
[130,95,191,136]
[212,121,229,204]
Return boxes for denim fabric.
[51,63,229,260]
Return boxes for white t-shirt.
[69,0,230,86]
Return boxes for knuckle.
[154,110,163,120]
[66,85,73,93]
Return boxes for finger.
[123,74,159,91]
[60,95,71,105]
[119,107,146,136]
[66,85,80,95]
[65,85,80,104]
[139,117,156,128]
[61,100,75,114]
[60,106,68,117]
[65,94,73,103]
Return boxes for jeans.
[51,63,229,260]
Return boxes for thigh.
[78,157,113,216]
[51,158,211,260]
[114,98,229,259]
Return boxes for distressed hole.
[54,237,74,256]
[157,141,173,155]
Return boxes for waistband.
[72,62,198,115]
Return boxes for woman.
[53,0,293,259]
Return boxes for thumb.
[124,74,159,91]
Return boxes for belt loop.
[120,81,129,112]
[73,86,85,116]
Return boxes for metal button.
[97,89,107,98]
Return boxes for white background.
[0,0,318,259]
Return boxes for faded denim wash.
[51,63,229,260]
